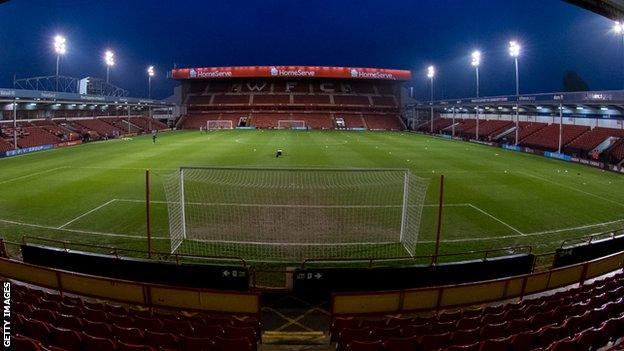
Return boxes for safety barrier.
[0,257,261,316]
[331,250,624,316]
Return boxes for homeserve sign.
[189,69,233,78]
[270,67,315,77]
[350,69,395,80]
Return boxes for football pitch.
[1,129,623,264]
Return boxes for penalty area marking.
[0,166,68,185]
[57,199,119,229]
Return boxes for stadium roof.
[564,0,624,20]
[171,66,412,81]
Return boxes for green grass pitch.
[1,129,623,265]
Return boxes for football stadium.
[2,1,624,350]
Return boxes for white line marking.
[420,217,624,243]
[0,166,68,185]
[57,199,118,229]
[518,171,624,208]
[0,217,168,240]
[467,204,525,235]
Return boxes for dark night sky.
[0,0,621,100]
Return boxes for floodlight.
[471,50,481,67]
[54,35,67,55]
[147,66,155,77]
[427,65,435,79]
[104,50,115,66]
[509,41,521,58]
[615,21,624,35]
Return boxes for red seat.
[382,335,420,351]
[510,330,537,351]
[49,325,82,351]
[452,328,480,346]
[370,326,402,339]
[105,304,128,316]
[12,334,43,351]
[214,336,253,351]
[447,343,480,351]
[479,323,507,340]
[193,324,225,339]
[438,310,462,323]
[23,318,51,344]
[82,307,107,323]
[116,341,157,351]
[134,316,164,332]
[107,312,134,328]
[180,335,214,351]
[162,318,194,335]
[331,317,360,341]
[32,308,57,324]
[224,325,258,342]
[337,327,371,350]
[545,337,577,351]
[419,332,450,351]
[56,314,83,330]
[481,312,505,325]
[346,340,384,351]
[479,337,510,351]
[537,324,565,347]
[111,324,144,344]
[144,330,179,349]
[456,317,481,331]
[402,324,431,337]
[573,327,607,350]
[81,332,117,351]
[82,319,112,338]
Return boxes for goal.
[206,120,233,130]
[164,167,429,262]
[278,120,306,130]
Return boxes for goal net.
[278,120,306,130]
[164,167,428,262]
[206,120,233,130]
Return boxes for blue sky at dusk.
[0,0,620,100]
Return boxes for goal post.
[206,120,233,130]
[278,120,306,130]
[164,167,429,262]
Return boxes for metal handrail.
[20,236,247,267]
[301,245,532,269]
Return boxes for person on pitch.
[276,149,282,158]
[152,130,158,143]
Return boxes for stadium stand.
[463,120,514,140]
[0,137,13,153]
[8,281,261,351]
[293,113,334,129]
[100,117,142,134]
[128,116,169,132]
[177,73,405,131]
[180,114,221,129]
[520,124,590,151]
[608,139,624,164]
[564,127,624,155]
[330,272,624,351]
[496,122,548,144]
[337,113,367,129]
[250,113,291,129]
[363,114,403,130]
[416,118,454,133]
[18,127,62,147]
[73,119,123,137]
